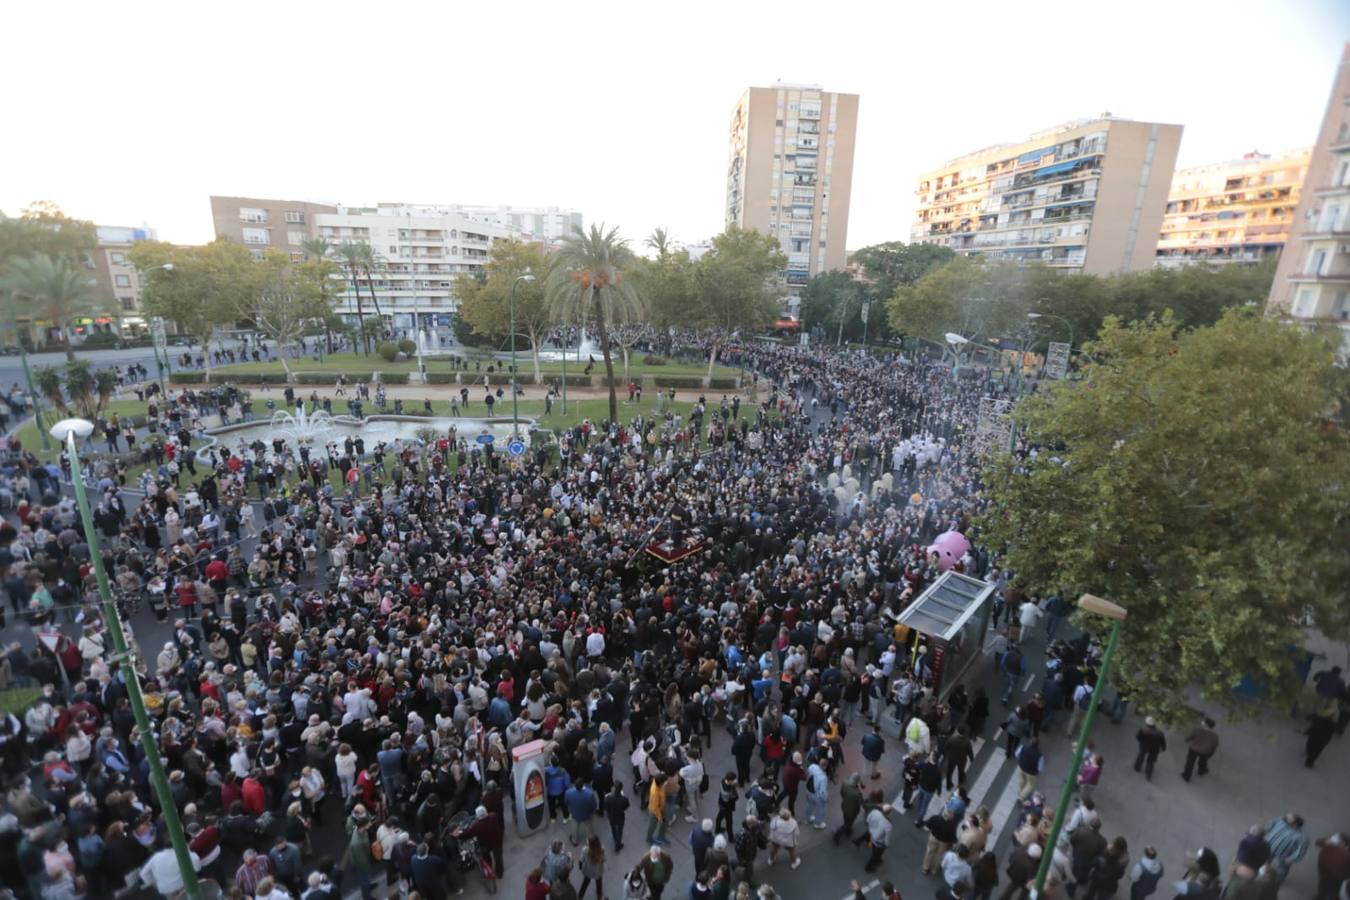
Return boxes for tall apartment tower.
[912,117,1183,275]
[725,84,860,300]
[1156,150,1310,267]
[1267,43,1350,348]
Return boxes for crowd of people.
[0,340,1344,900]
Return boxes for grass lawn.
[210,352,740,382]
[0,687,41,716]
[213,354,418,376]
[11,398,153,463]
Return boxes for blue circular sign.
[475,434,494,445]
[508,439,526,457]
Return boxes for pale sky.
[2,0,1346,254]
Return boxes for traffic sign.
[507,439,526,457]
[475,434,494,445]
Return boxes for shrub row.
[169,372,206,384]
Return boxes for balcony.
[1298,228,1350,240]
[1312,183,1350,197]
[1289,271,1350,282]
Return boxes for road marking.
[838,878,881,900]
[967,740,1007,807]
[988,763,1024,838]
[1023,673,1035,690]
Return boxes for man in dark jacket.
[410,843,446,900]
[1133,717,1167,780]
[603,781,630,852]
[833,772,864,845]
[1001,843,1040,900]
[943,725,974,791]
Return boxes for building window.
[242,228,270,245]
[120,297,137,311]
[114,274,131,287]
[288,231,305,245]
[1294,288,1314,316]
[285,211,306,224]
[239,207,268,224]
[290,251,305,262]
[110,252,126,265]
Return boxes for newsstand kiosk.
[891,570,996,697]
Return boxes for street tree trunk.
[594,288,618,423]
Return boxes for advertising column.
[511,739,549,837]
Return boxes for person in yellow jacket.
[645,773,670,845]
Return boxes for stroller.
[446,810,498,893]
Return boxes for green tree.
[799,270,861,341]
[848,241,955,341]
[300,237,342,353]
[0,254,98,360]
[636,230,695,330]
[33,365,65,412]
[690,226,784,377]
[130,240,255,381]
[544,224,644,423]
[335,240,375,354]
[94,368,118,413]
[887,257,1029,365]
[455,240,552,381]
[63,358,95,418]
[243,252,335,380]
[0,202,97,268]
[979,310,1350,723]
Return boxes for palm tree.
[0,253,96,360]
[545,224,645,423]
[353,241,387,329]
[301,237,339,353]
[645,227,673,261]
[33,365,65,412]
[334,240,371,354]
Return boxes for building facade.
[314,204,517,325]
[445,205,582,244]
[1267,43,1350,347]
[1156,149,1309,267]
[725,84,859,301]
[912,117,1183,275]
[209,195,338,260]
[87,225,158,334]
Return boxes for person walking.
[863,803,894,873]
[645,774,670,845]
[734,816,766,887]
[1314,832,1350,900]
[922,808,960,877]
[1133,717,1166,780]
[833,772,864,845]
[767,808,802,869]
[860,724,885,782]
[1305,706,1338,768]
[1015,738,1046,800]
[804,760,829,829]
[578,835,607,900]
[1001,706,1031,759]
[1181,717,1219,781]
[567,779,600,846]
[604,782,630,853]
[944,725,974,791]
[913,752,943,825]
[1127,846,1164,900]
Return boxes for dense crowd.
[0,342,1344,900]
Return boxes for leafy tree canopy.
[0,201,97,270]
[978,310,1350,723]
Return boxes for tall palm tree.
[302,237,339,353]
[334,240,371,354]
[545,224,644,423]
[645,227,673,261]
[0,253,96,360]
[352,241,387,328]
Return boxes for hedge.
[377,373,409,385]
[169,372,206,384]
[425,372,459,384]
[652,376,705,389]
[708,377,739,390]
[485,374,537,385]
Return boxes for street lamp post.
[1030,593,1128,899]
[509,273,535,439]
[51,418,203,900]
[18,341,50,451]
[1027,311,1074,349]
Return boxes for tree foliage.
[243,252,335,378]
[545,224,645,422]
[456,240,552,381]
[979,310,1350,723]
[689,226,784,376]
[0,253,98,360]
[799,270,862,342]
[129,240,256,380]
[887,256,1029,348]
[0,202,97,270]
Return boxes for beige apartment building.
[725,84,859,300]
[209,195,338,260]
[86,225,158,334]
[912,117,1183,274]
[1156,149,1309,267]
[1268,43,1350,348]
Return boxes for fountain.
[535,334,599,362]
[267,406,358,445]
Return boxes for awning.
[1035,160,1081,178]
[1017,146,1053,165]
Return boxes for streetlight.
[140,263,175,395]
[1027,311,1074,348]
[944,332,969,381]
[1030,593,1128,899]
[509,273,535,439]
[50,417,202,900]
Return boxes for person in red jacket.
[241,769,267,815]
[176,579,198,619]
[204,556,228,594]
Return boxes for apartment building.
[445,205,583,244]
[725,84,860,300]
[209,195,338,259]
[912,117,1183,275]
[315,204,517,325]
[1156,149,1309,267]
[1268,43,1350,348]
[86,225,158,333]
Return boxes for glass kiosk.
[891,570,996,697]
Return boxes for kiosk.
[511,739,549,836]
[891,570,995,697]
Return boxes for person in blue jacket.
[565,779,599,845]
[546,756,573,823]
